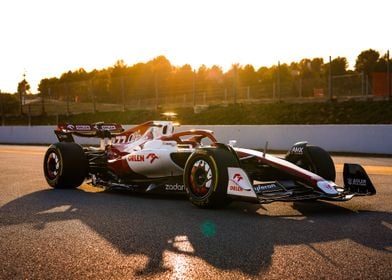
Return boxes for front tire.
[43,142,88,189]
[291,145,336,181]
[183,145,240,208]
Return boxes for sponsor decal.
[147,153,159,163]
[128,155,144,162]
[165,184,185,191]
[227,167,257,198]
[254,183,279,194]
[115,135,127,143]
[229,185,243,192]
[66,124,75,130]
[101,125,117,130]
[124,131,142,143]
[233,173,243,183]
[229,173,251,191]
[127,153,159,164]
[163,142,176,146]
[197,149,208,155]
[317,181,338,195]
[347,178,367,186]
[75,125,92,131]
[291,146,304,155]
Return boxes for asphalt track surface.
[0,145,391,279]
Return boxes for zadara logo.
[146,153,159,164]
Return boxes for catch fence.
[1,72,388,120]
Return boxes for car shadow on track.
[0,188,391,277]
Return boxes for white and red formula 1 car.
[43,120,376,208]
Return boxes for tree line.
[39,49,390,103]
[2,48,390,115]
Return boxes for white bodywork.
[117,122,194,178]
[226,167,257,198]
[125,140,185,177]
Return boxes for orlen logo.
[233,173,243,183]
[146,153,159,164]
[229,185,243,192]
[128,153,159,163]
[128,155,144,162]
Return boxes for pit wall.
[0,125,391,155]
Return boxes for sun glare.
[0,0,390,93]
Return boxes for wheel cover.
[189,159,213,197]
[46,152,60,180]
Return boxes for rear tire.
[43,142,88,189]
[183,145,239,208]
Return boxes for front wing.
[225,147,375,203]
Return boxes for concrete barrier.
[190,125,392,155]
[0,125,391,154]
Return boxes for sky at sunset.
[0,0,390,93]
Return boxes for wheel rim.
[46,152,60,179]
[189,159,213,197]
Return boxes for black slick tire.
[183,144,240,208]
[303,145,336,181]
[43,142,88,189]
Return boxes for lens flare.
[201,220,216,237]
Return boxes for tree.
[326,57,348,76]
[257,66,274,83]
[89,69,110,102]
[355,49,380,75]
[38,77,60,99]
[108,60,129,103]
[110,60,128,77]
[0,93,19,115]
[204,65,224,98]
[206,65,223,84]
[374,52,392,72]
[298,58,313,78]
[17,78,30,114]
[167,64,194,97]
[148,55,172,79]
[146,56,173,103]
[31,48,389,107]
[238,64,257,87]
[310,58,324,77]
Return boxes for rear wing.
[55,123,124,143]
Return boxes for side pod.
[343,164,376,195]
